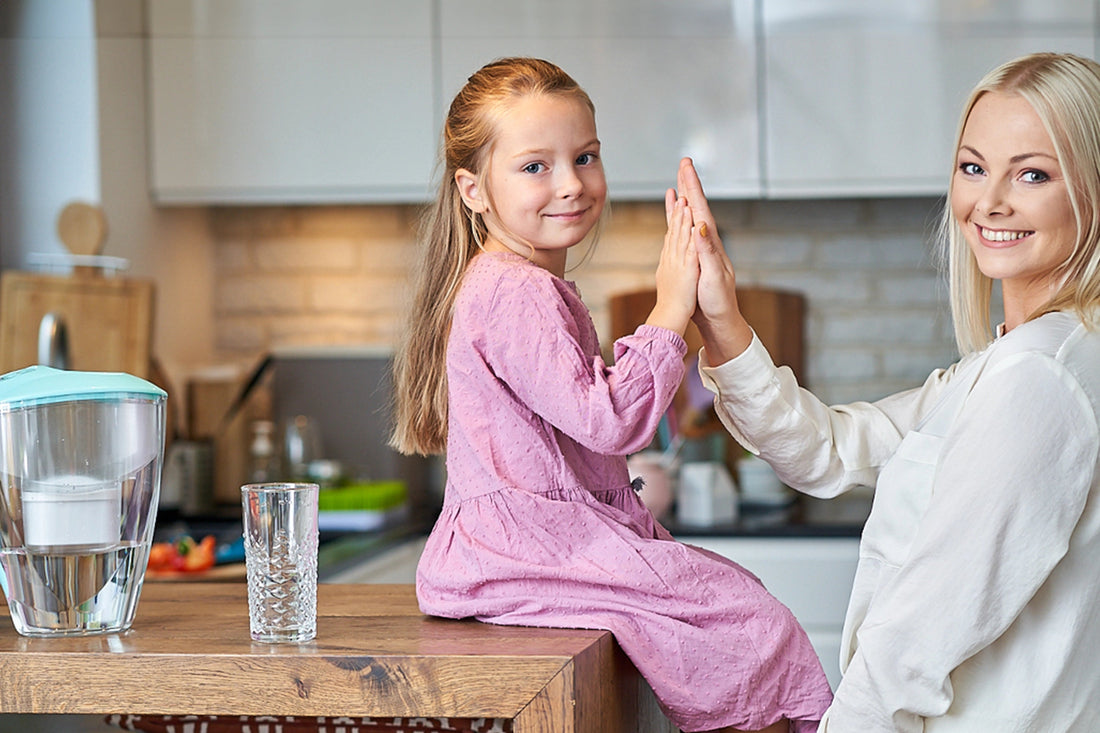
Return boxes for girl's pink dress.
[417,252,832,732]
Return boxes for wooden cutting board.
[0,270,155,378]
[608,286,805,381]
[0,202,155,378]
[145,562,246,582]
[609,286,806,460]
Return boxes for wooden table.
[0,583,674,733]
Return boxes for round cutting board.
[56,201,108,256]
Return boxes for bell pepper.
[182,535,217,572]
[147,534,217,573]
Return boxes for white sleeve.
[824,353,1096,731]
[699,333,958,498]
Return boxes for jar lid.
[0,365,166,410]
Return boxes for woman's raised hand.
[674,157,753,365]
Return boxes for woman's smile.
[977,225,1034,245]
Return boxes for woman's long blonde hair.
[390,57,595,455]
[940,52,1100,354]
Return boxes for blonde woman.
[681,52,1100,731]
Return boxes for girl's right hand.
[675,158,753,366]
[646,192,699,336]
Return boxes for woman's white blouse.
[700,311,1100,732]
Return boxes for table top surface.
[0,582,614,719]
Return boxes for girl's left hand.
[646,190,700,336]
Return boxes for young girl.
[390,57,832,733]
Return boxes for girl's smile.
[545,209,588,221]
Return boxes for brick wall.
[210,196,962,405]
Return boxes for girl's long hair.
[389,57,594,455]
[938,52,1100,354]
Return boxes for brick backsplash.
[209,196,962,405]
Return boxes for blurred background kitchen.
[0,0,1094,728]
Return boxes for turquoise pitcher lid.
[0,365,166,410]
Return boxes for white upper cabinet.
[762,1,1097,197]
[147,0,436,203]
[145,0,1100,203]
[439,0,761,199]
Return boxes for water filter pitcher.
[0,366,166,636]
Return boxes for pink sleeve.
[477,275,686,456]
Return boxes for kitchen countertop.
[0,583,674,733]
[314,493,870,577]
[151,491,869,583]
[150,511,430,582]
[316,521,430,580]
[666,494,871,539]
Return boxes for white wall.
[0,0,217,401]
[0,0,100,267]
[94,0,217,387]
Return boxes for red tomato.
[147,542,177,571]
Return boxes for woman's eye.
[958,162,984,176]
[522,162,544,174]
[1020,169,1050,184]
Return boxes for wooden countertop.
[0,582,673,733]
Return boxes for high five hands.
[665,157,755,366]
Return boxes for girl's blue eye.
[576,152,596,165]
[522,162,544,174]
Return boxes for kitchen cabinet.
[762,0,1098,197]
[439,0,761,199]
[682,535,859,690]
[145,0,1100,203]
[147,0,436,203]
[148,0,760,203]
